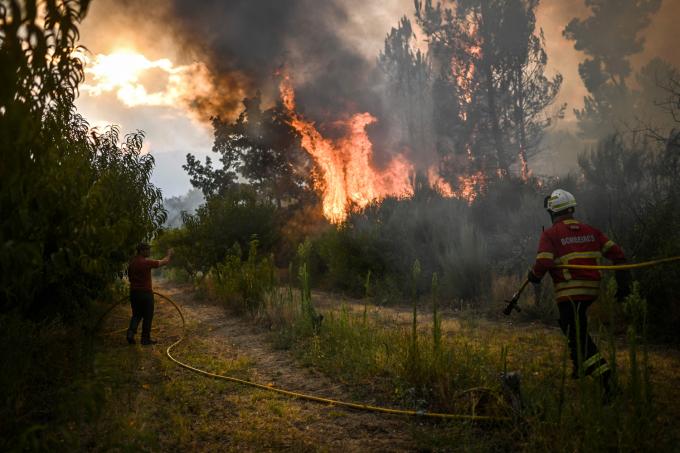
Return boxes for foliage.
[378,16,435,164]
[576,132,680,340]
[211,239,276,315]
[184,93,317,209]
[308,181,545,302]
[0,1,165,318]
[563,0,664,139]
[0,0,165,448]
[160,187,277,277]
[0,312,106,450]
[259,272,676,451]
[413,0,564,177]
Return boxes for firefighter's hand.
[527,270,542,284]
[615,270,631,303]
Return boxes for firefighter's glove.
[527,270,542,284]
[615,270,631,303]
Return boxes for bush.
[211,239,276,314]
[0,1,165,318]
[577,134,680,341]
[159,187,278,277]
[0,1,165,447]
[313,181,547,301]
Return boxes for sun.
[81,49,193,107]
[87,50,156,88]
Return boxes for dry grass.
[86,278,680,452]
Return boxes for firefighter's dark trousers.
[128,290,155,341]
[557,299,610,379]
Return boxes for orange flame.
[281,75,413,223]
[453,171,486,204]
[452,22,482,121]
[281,74,488,220]
[519,149,531,181]
[427,166,454,197]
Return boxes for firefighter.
[127,243,173,345]
[528,189,630,396]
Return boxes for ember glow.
[79,50,217,110]
[453,22,482,121]
[281,75,414,223]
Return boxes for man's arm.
[597,231,630,301]
[598,231,626,263]
[529,231,556,283]
[158,248,174,267]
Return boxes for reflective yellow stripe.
[563,219,579,225]
[555,287,600,298]
[556,251,603,263]
[583,353,603,370]
[591,363,610,377]
[563,268,572,281]
[554,280,601,291]
[602,240,616,254]
[552,201,575,210]
[536,252,554,260]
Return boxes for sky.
[75,0,678,198]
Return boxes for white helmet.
[544,189,577,213]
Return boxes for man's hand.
[159,248,174,266]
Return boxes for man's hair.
[136,242,151,253]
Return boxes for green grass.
[81,301,330,452]
[86,268,679,452]
[258,268,679,452]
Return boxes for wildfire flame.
[281,74,488,222]
[281,75,414,223]
[453,22,482,122]
[427,166,454,197]
[81,50,489,220]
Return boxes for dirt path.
[96,280,680,451]
[151,279,421,452]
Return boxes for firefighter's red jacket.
[532,218,626,302]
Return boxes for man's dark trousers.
[128,290,154,341]
[558,299,609,379]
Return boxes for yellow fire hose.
[503,256,680,315]
[555,256,680,270]
[102,291,511,422]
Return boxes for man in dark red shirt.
[127,243,173,345]
[528,189,630,397]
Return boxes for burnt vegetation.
[2,0,680,451]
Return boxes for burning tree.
[184,92,317,210]
[414,0,564,180]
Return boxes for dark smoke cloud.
[168,0,387,124]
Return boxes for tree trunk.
[480,0,509,175]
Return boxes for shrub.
[159,186,278,277]
[211,239,276,314]
[0,2,165,447]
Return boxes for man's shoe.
[141,338,158,346]
[126,330,136,345]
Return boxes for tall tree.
[563,0,662,139]
[415,0,563,179]
[378,17,435,164]
[184,93,317,209]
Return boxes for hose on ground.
[151,291,512,422]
